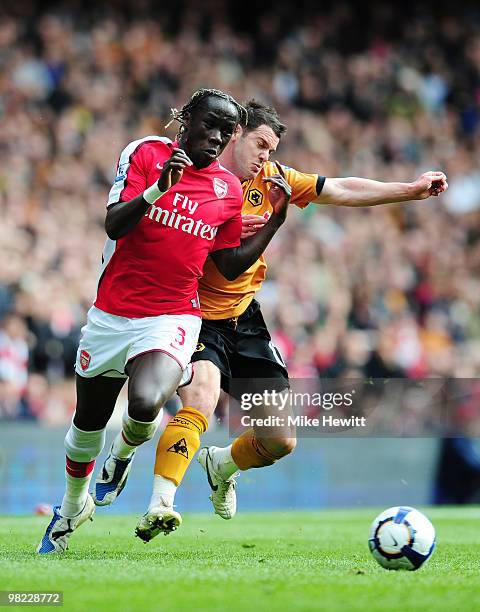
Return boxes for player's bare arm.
[239,169,448,239]
[104,150,193,240]
[210,165,292,280]
[315,171,448,207]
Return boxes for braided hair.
[165,88,248,138]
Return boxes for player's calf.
[231,429,296,470]
[258,435,297,459]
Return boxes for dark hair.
[166,88,247,137]
[240,99,287,138]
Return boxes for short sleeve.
[107,143,149,206]
[279,164,325,209]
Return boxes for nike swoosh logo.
[52,527,73,540]
[156,163,163,170]
[205,450,218,491]
[52,519,73,540]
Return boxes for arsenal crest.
[80,350,91,371]
[213,177,228,199]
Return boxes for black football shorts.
[191,299,289,399]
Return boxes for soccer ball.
[368,506,436,571]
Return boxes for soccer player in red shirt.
[37,89,293,554]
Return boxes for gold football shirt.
[198,161,324,319]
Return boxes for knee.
[129,387,170,422]
[263,435,297,459]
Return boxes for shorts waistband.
[214,300,258,329]
[226,316,239,329]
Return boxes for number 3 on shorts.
[170,326,186,349]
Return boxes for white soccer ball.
[368,506,436,571]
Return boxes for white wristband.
[143,181,166,205]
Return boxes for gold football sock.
[231,428,280,470]
[154,407,209,486]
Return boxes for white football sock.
[111,431,138,459]
[148,474,177,510]
[61,423,105,517]
[60,473,91,518]
[212,445,239,479]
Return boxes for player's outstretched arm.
[105,150,192,239]
[211,165,292,280]
[315,171,448,207]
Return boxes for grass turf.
[1,508,480,611]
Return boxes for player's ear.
[231,124,243,142]
[178,111,192,140]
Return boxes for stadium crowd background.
[1,0,480,424]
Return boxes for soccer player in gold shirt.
[95,100,448,540]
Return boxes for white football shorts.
[75,306,201,383]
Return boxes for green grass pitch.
[1,508,480,611]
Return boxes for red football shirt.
[95,136,243,318]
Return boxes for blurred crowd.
[1,0,480,423]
